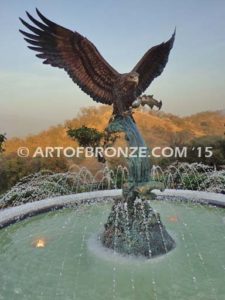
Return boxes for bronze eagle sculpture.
[19,9,175,116]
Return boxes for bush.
[178,136,225,167]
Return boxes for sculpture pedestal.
[101,115,175,258]
[102,199,175,258]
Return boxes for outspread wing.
[19,9,119,105]
[132,31,175,97]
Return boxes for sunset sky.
[0,0,225,137]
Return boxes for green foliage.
[199,170,225,193]
[110,167,128,189]
[0,169,116,209]
[0,134,6,153]
[161,162,214,191]
[0,154,68,195]
[181,174,207,190]
[180,136,225,167]
[67,126,104,148]
[156,135,225,168]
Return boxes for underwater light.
[168,215,178,223]
[32,238,46,248]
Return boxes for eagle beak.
[129,77,139,84]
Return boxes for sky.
[0,0,225,137]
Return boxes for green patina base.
[102,200,175,258]
[101,115,175,258]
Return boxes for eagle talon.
[122,109,133,117]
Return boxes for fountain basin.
[1,189,225,228]
[0,190,225,300]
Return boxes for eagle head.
[117,72,139,94]
[124,72,139,85]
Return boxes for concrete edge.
[0,189,225,229]
[154,189,225,208]
[0,190,122,229]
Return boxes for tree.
[0,134,6,153]
[67,126,104,148]
[67,125,118,163]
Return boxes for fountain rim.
[0,189,225,229]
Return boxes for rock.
[101,198,175,258]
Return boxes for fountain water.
[1,162,223,209]
[0,163,225,299]
[0,165,128,209]
[0,198,225,300]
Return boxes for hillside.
[5,106,225,153]
[1,106,225,194]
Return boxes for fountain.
[0,164,225,299]
[0,9,224,299]
[0,192,225,300]
[17,8,178,259]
